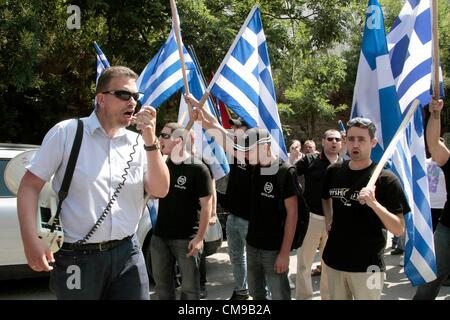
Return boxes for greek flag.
[387,0,440,286]
[94,42,110,84]
[178,59,230,180]
[209,6,288,160]
[352,0,437,286]
[136,29,195,108]
[145,199,158,230]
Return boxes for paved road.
[1,241,449,300]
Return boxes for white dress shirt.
[28,112,147,243]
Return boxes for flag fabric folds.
[94,42,110,85]
[352,0,437,286]
[387,0,439,286]
[136,29,195,108]
[178,62,230,180]
[209,7,288,160]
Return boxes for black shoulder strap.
[51,119,83,230]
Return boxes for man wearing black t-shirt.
[224,118,253,300]
[186,94,298,300]
[295,129,343,300]
[414,99,450,299]
[321,118,410,300]
[237,128,298,300]
[150,122,213,300]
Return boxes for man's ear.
[371,137,378,148]
[96,93,105,109]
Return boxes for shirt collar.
[85,111,127,138]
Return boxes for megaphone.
[4,150,63,252]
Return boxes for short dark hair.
[96,66,138,94]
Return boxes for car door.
[0,157,27,266]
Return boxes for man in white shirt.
[17,66,170,300]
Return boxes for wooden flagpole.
[170,0,195,131]
[366,99,420,188]
[170,0,189,95]
[432,0,440,100]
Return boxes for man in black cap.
[185,94,298,300]
[220,117,254,300]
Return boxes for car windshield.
[0,159,14,197]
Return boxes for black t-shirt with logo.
[439,158,450,228]
[321,161,410,272]
[296,152,341,216]
[246,162,298,251]
[154,157,213,239]
[226,163,253,220]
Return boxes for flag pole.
[366,99,420,188]
[170,0,189,95]
[170,0,194,130]
[432,0,440,100]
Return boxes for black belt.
[61,235,132,252]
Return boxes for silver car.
[0,143,155,280]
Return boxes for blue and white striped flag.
[94,42,110,85]
[352,0,437,286]
[145,199,158,230]
[387,0,440,286]
[178,61,230,180]
[209,6,288,160]
[136,28,195,108]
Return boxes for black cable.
[75,133,140,244]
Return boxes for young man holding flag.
[321,118,410,300]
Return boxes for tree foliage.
[0,0,449,144]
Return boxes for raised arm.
[184,94,246,163]
[135,106,170,198]
[426,99,450,166]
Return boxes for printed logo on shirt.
[261,182,275,198]
[329,188,359,206]
[237,163,247,171]
[175,175,187,190]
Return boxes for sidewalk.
[150,241,450,300]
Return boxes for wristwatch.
[144,142,160,151]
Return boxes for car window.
[0,159,14,197]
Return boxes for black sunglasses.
[102,90,142,101]
[326,137,342,142]
[159,133,172,140]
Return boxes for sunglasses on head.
[102,90,142,101]
[326,137,342,142]
[159,133,172,140]
[347,117,373,127]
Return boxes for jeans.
[226,214,249,295]
[50,234,149,300]
[413,223,450,300]
[150,235,200,300]
[246,244,291,300]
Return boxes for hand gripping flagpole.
[185,5,259,130]
[366,99,420,188]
